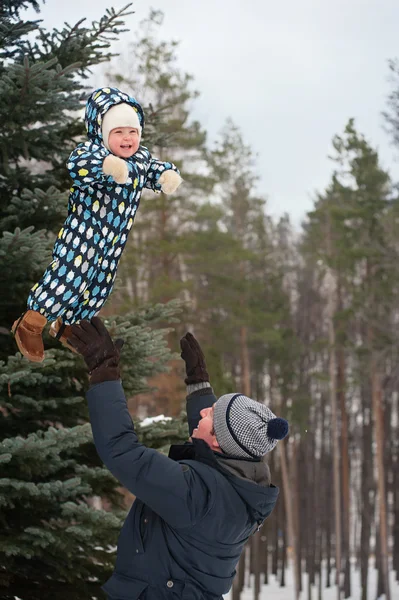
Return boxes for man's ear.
[210,436,220,451]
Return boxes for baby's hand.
[103,155,129,184]
[158,170,182,194]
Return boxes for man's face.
[108,126,140,158]
[191,404,220,451]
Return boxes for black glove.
[68,317,124,385]
[180,332,209,385]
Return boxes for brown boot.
[49,317,78,354]
[12,310,47,363]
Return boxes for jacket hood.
[169,439,279,525]
[85,87,145,147]
[215,454,278,524]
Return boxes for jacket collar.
[168,439,212,463]
[168,438,261,467]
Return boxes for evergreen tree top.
[0,4,186,597]
[0,3,135,172]
[1,1,40,17]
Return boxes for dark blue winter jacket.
[87,381,279,600]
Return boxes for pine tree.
[194,120,296,400]
[0,3,185,599]
[302,119,395,600]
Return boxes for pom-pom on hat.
[213,393,289,459]
[102,102,142,150]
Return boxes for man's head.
[191,405,221,452]
[192,393,289,459]
[102,102,142,158]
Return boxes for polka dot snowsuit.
[27,87,180,324]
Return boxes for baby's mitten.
[158,170,183,194]
[103,155,129,184]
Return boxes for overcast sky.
[26,0,399,226]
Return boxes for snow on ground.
[14,567,399,600]
[223,565,399,600]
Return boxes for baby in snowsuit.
[12,87,182,362]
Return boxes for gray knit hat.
[213,393,289,459]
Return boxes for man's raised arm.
[180,333,217,436]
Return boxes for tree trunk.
[306,431,316,597]
[280,437,300,599]
[253,532,261,600]
[240,325,251,397]
[316,389,326,600]
[318,569,323,600]
[280,526,286,587]
[337,341,351,599]
[360,383,373,600]
[326,269,342,600]
[370,352,391,600]
[294,439,303,595]
[272,506,278,576]
[232,551,246,600]
[326,456,332,589]
[375,525,385,600]
[263,528,269,584]
[393,457,399,581]
[322,396,332,591]
[232,326,252,599]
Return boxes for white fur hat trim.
[101,103,142,150]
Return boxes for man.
[69,318,289,600]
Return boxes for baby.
[12,87,182,362]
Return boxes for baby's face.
[108,127,140,158]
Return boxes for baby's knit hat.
[101,102,142,150]
[213,393,289,459]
